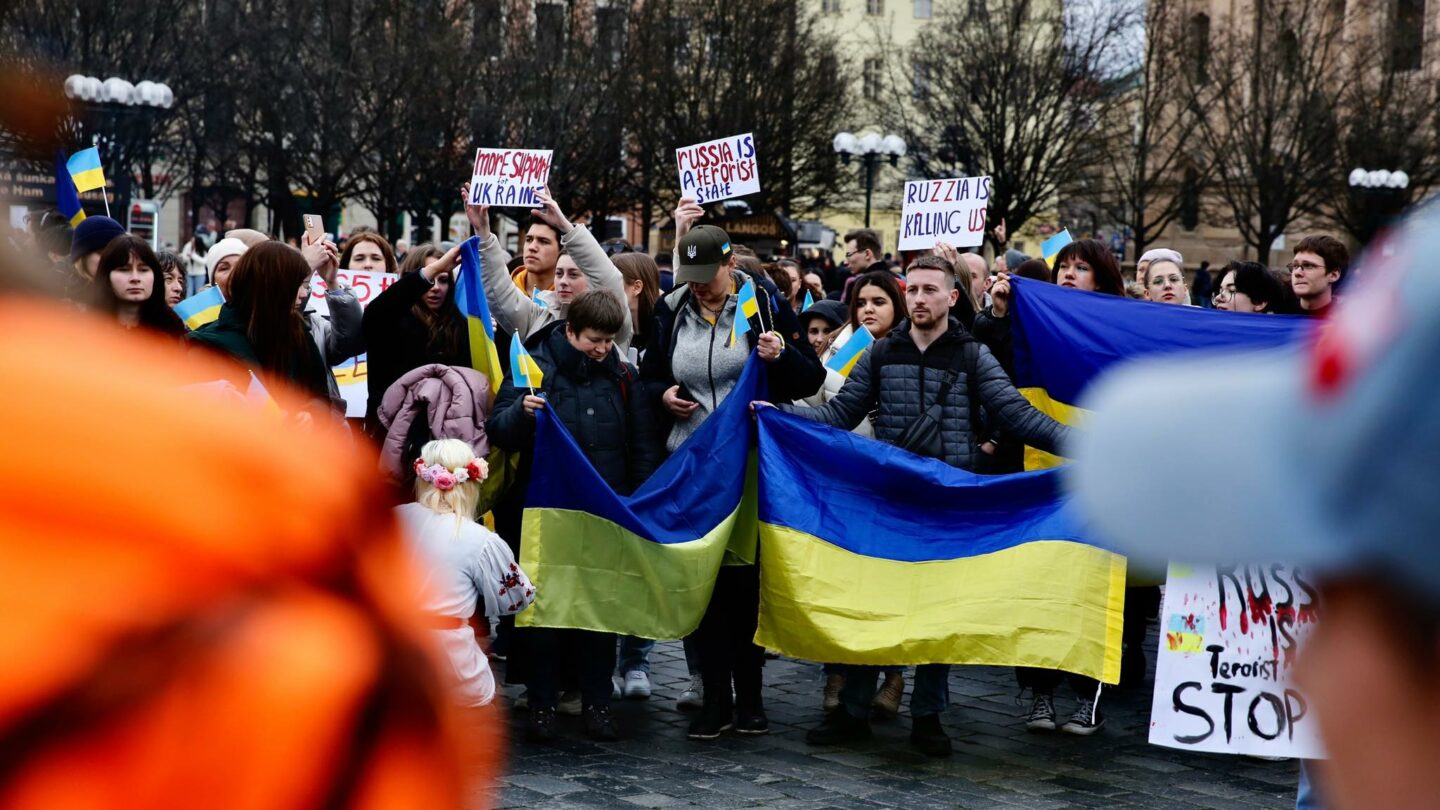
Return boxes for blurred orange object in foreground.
[0,295,500,809]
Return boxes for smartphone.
[675,385,696,404]
[303,214,325,246]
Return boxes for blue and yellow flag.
[1009,277,1312,469]
[54,150,86,226]
[802,290,814,312]
[1040,229,1073,268]
[729,277,759,346]
[245,372,283,418]
[517,359,766,639]
[173,286,225,331]
[754,407,1126,682]
[455,237,504,396]
[66,147,106,193]
[509,337,545,389]
[824,323,874,378]
[531,287,547,309]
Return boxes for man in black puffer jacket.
[776,254,1072,758]
[489,289,663,745]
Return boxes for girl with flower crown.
[394,438,534,707]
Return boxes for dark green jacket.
[186,303,332,403]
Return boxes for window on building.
[1188,13,1210,85]
[822,0,842,13]
[596,5,625,63]
[1392,0,1426,71]
[863,57,882,100]
[914,0,933,18]
[866,0,884,16]
[536,2,565,53]
[911,60,930,100]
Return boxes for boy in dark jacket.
[488,289,663,744]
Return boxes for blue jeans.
[840,664,949,718]
[617,636,655,674]
[1296,760,1323,810]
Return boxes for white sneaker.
[623,670,652,699]
[558,690,582,716]
[677,675,703,711]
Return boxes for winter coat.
[304,285,365,413]
[641,268,824,453]
[488,321,661,495]
[779,317,1071,471]
[361,270,470,434]
[376,364,493,484]
[970,306,1015,378]
[481,228,634,352]
[185,302,333,406]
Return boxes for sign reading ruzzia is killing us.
[467,148,553,208]
[1150,563,1324,759]
[676,134,760,204]
[898,176,991,251]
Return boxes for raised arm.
[971,342,1072,455]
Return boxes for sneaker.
[623,670,652,699]
[1060,696,1106,735]
[1025,693,1057,732]
[525,707,557,744]
[805,708,872,746]
[822,672,845,712]
[909,713,952,757]
[734,711,769,735]
[583,705,619,742]
[513,689,529,711]
[558,691,582,716]
[871,671,904,719]
[687,706,733,740]
[677,675,703,711]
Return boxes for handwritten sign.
[676,133,760,204]
[466,148,553,208]
[1149,563,1324,759]
[897,176,991,251]
[307,270,399,320]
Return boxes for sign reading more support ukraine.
[1149,563,1324,759]
[676,133,760,204]
[467,148,553,208]
[898,176,991,251]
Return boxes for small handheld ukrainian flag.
[54,150,86,226]
[1040,229,1073,268]
[510,337,545,390]
[531,287,547,309]
[245,372,283,418]
[802,290,814,312]
[729,277,760,347]
[66,147,106,193]
[173,286,225,331]
[824,323,875,378]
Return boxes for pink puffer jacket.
[377,364,492,483]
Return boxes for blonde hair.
[413,439,482,530]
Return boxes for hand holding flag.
[729,277,760,347]
[510,338,545,391]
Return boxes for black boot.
[910,713,951,757]
[687,702,734,740]
[525,707,557,744]
[805,707,872,746]
[583,705,618,742]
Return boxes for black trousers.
[696,564,765,715]
[527,627,617,711]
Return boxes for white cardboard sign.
[306,270,400,418]
[466,148,553,208]
[1149,563,1324,759]
[897,176,991,251]
[676,133,760,204]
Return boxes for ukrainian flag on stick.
[455,236,504,396]
[1040,229,1073,268]
[729,277,759,347]
[517,358,766,639]
[54,150,86,226]
[824,323,874,378]
[173,286,225,331]
[754,407,1127,682]
[1009,276,1312,470]
[509,338,545,390]
[66,147,106,193]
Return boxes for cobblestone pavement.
[484,636,1299,809]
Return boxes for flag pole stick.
[93,136,111,218]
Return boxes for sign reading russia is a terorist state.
[676,134,760,205]
[467,148,553,208]
[898,176,991,251]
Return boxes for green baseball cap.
[675,225,733,284]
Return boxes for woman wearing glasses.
[1213,261,1298,314]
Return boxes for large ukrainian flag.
[516,358,766,639]
[754,407,1127,683]
[455,236,504,396]
[1009,277,1312,470]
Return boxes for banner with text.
[307,270,399,418]
[898,176,991,251]
[1149,563,1324,759]
[676,133,760,204]
[466,148,553,208]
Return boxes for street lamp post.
[833,131,906,228]
[1348,167,1410,245]
[62,74,174,217]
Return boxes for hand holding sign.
[531,188,574,236]
[674,196,705,240]
[461,182,491,240]
[676,134,760,205]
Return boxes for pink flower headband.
[413,457,488,491]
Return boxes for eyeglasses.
[845,250,862,259]
[1287,261,1326,273]
[1148,274,1184,287]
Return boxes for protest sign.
[676,133,760,204]
[1149,563,1324,759]
[897,176,991,251]
[466,148,553,208]
[306,270,398,418]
